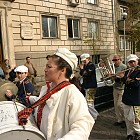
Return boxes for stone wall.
[10,0,115,82]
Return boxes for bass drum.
[0,79,18,101]
[0,101,46,140]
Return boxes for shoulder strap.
[31,81,71,109]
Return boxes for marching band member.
[117,54,140,140]
[112,54,127,128]
[18,48,94,140]
[79,53,97,105]
[5,65,34,107]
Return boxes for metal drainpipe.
[111,0,116,54]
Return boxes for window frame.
[119,35,131,51]
[41,15,58,39]
[87,20,99,40]
[67,18,81,39]
[87,0,97,5]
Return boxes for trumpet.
[103,67,135,80]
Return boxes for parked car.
[95,68,113,110]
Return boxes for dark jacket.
[80,61,97,89]
[122,66,140,106]
[10,77,34,107]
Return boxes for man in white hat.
[117,54,140,140]
[79,53,97,105]
[5,65,34,107]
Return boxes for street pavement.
[89,108,126,140]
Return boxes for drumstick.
[12,99,19,113]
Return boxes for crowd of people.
[0,48,140,140]
[111,54,140,140]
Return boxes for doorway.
[0,17,3,65]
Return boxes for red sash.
[37,81,51,128]
[18,81,71,126]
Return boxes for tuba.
[97,56,115,86]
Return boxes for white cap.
[80,53,90,61]
[54,48,78,70]
[127,54,139,62]
[14,65,28,73]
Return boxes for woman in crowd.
[18,48,94,140]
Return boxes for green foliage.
[126,1,140,47]
[136,41,140,52]
[83,33,97,51]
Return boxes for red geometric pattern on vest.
[37,81,51,128]
[18,81,71,126]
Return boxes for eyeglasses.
[17,72,24,74]
[128,60,136,63]
[112,59,120,61]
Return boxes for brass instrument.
[133,106,140,123]
[97,56,115,86]
[103,67,135,80]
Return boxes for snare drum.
[0,101,46,140]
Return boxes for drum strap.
[18,81,71,126]
[37,81,51,128]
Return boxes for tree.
[126,0,140,53]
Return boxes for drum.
[0,80,18,101]
[0,101,46,140]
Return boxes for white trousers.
[123,104,140,136]
[113,88,124,122]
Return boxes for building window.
[67,18,80,39]
[87,0,97,4]
[42,15,57,38]
[92,54,100,64]
[119,35,131,50]
[88,21,98,39]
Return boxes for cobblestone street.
[89,108,126,140]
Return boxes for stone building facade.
[0,0,115,83]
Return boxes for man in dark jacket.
[80,53,97,105]
[117,54,140,140]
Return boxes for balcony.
[118,19,129,31]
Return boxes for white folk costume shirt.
[29,83,94,140]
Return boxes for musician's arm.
[86,63,96,75]
[5,90,16,100]
[127,74,140,87]
[29,85,47,104]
